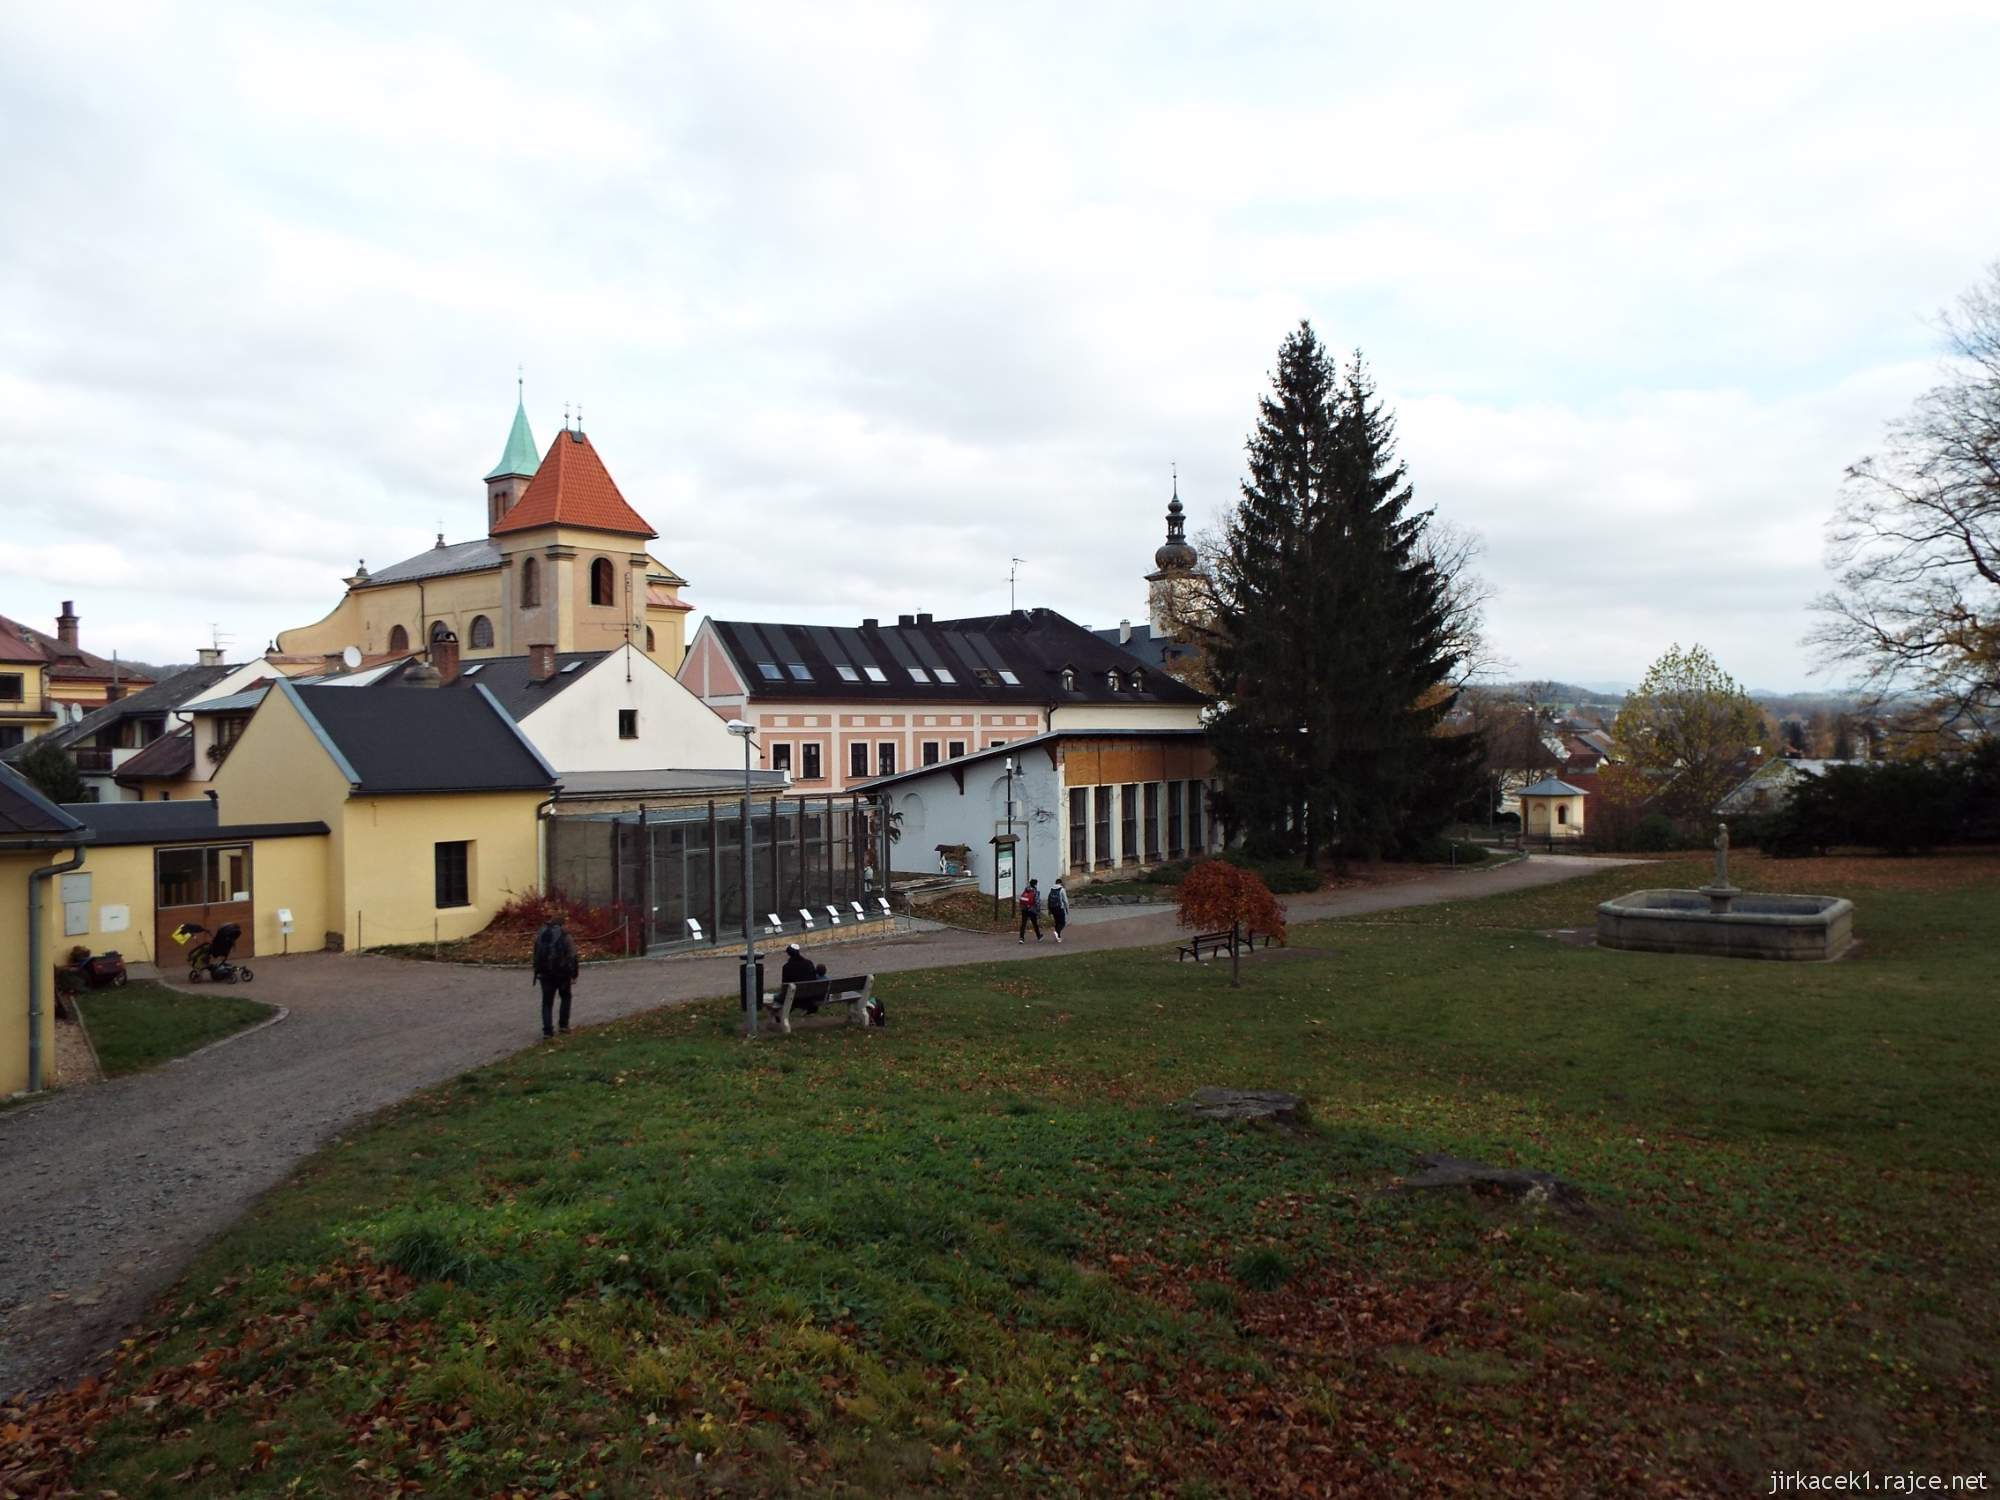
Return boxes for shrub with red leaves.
[1175,859,1287,946]
[482,889,640,960]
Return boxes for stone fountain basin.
[1596,889,1854,961]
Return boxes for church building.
[276,393,692,672]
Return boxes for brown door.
[155,844,256,969]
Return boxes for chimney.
[861,617,879,630]
[897,613,916,628]
[1118,619,1132,645]
[105,682,125,703]
[430,631,461,684]
[56,601,78,648]
[197,647,224,668]
[530,643,557,682]
[323,651,346,675]
[916,612,932,625]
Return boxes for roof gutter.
[25,839,88,1093]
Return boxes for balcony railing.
[70,746,114,773]
[0,695,56,720]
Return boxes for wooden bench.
[764,973,875,1033]
[1177,928,1266,962]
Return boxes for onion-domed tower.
[1145,470,1201,636]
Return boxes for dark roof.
[555,768,793,798]
[707,608,1208,706]
[4,664,235,760]
[0,760,89,842]
[61,799,327,846]
[853,727,1207,794]
[1517,776,1591,797]
[288,682,557,795]
[355,538,502,589]
[382,650,607,719]
[1088,623,1197,672]
[111,728,196,781]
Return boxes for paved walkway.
[0,854,1631,1400]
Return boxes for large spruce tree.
[1211,323,1476,865]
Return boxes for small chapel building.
[275,394,692,673]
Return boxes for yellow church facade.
[276,399,692,672]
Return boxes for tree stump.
[1389,1153,1590,1213]
[1175,1088,1308,1127]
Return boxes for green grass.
[21,852,2000,1496]
[75,980,275,1078]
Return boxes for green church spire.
[484,376,539,481]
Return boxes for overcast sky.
[5,3,1998,692]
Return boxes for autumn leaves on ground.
[6,853,1997,1497]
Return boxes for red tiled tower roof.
[490,429,656,539]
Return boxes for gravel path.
[0,853,1631,1399]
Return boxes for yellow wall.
[43,834,333,965]
[1,849,57,1094]
[2,662,60,744]
[339,790,544,947]
[276,543,687,674]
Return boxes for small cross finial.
[563,400,572,431]
[516,364,523,398]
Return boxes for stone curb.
[164,1004,289,1067]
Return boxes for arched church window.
[521,557,540,607]
[646,625,657,652]
[430,621,454,644]
[469,615,494,649]
[590,557,615,607]
[387,624,409,652]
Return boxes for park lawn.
[74,980,276,1078]
[9,854,1997,1497]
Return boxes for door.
[155,844,255,966]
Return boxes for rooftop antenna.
[1009,557,1026,613]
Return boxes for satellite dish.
[341,645,363,669]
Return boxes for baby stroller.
[180,922,255,984]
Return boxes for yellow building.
[2,761,90,1095]
[209,677,555,950]
[276,398,693,676]
[1517,775,1590,842]
[1,604,156,752]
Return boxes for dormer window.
[1129,670,1144,691]
[1106,670,1121,692]
[1060,668,1076,693]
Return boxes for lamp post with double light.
[726,719,758,1035]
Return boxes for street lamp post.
[727,719,757,1036]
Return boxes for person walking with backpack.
[1047,878,1069,944]
[532,912,579,1038]
[1017,878,1043,943]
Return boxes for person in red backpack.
[1017,879,1043,943]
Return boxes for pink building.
[678,608,1209,794]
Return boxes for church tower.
[1145,470,1201,637]
[485,382,540,532]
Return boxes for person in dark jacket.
[532,915,579,1038]
[1017,878,1042,943]
[1047,879,1070,943]
[779,942,822,1014]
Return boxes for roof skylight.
[908,667,930,683]
[836,664,859,682]
[997,669,1020,686]
[461,664,483,677]
[787,663,812,681]
[932,667,955,683]
[862,666,887,683]
[561,660,585,675]
[758,663,782,681]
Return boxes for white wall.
[1048,702,1206,734]
[521,645,745,773]
[892,757,1062,888]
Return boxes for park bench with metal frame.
[764,973,876,1033]
[1177,928,1266,963]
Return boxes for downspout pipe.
[27,844,87,1094]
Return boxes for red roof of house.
[490,429,656,539]
[0,613,154,687]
